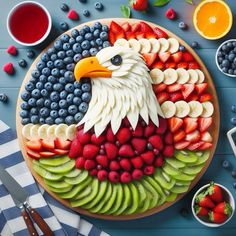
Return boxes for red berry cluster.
[69,117,174,183]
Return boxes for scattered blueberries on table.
[179,45,186,52]
[0,93,8,103]
[191,41,199,49]
[60,22,69,31]
[222,160,230,169]
[178,22,188,30]
[230,117,236,126]
[83,9,90,17]
[231,170,236,178]
[60,3,69,12]
[26,49,35,59]
[94,2,103,11]
[18,59,27,68]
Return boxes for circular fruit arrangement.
[17,19,219,219]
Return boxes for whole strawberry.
[195,193,215,209]
[194,205,209,217]
[130,0,148,11]
[213,202,232,216]
[209,211,227,224]
[206,182,223,203]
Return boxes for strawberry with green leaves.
[195,205,209,217]
[209,211,227,224]
[213,202,232,216]
[206,182,223,203]
[129,0,148,11]
[195,193,215,209]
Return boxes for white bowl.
[191,183,235,227]
[215,39,236,78]
[7,1,52,46]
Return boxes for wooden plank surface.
[0,0,236,235]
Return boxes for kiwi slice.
[39,160,75,174]
[124,183,139,215]
[64,168,82,178]
[165,158,186,169]
[175,151,198,163]
[170,184,190,194]
[64,171,88,185]
[39,155,70,166]
[133,181,147,205]
[44,179,71,189]
[166,192,177,202]
[172,173,195,181]
[154,169,176,190]
[74,186,92,200]
[190,151,210,166]
[181,164,204,175]
[137,192,151,213]
[47,185,72,193]
[162,163,181,176]
[106,184,122,214]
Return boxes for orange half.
[193,0,233,40]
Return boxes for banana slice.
[150,68,164,84]
[168,38,179,53]
[196,69,205,83]
[38,124,50,139]
[158,38,170,53]
[188,101,203,118]
[66,124,77,141]
[164,68,178,85]
[55,124,68,140]
[139,38,151,53]
[175,101,190,118]
[128,39,141,52]
[47,124,57,140]
[114,38,130,48]
[188,69,199,84]
[176,68,190,84]
[22,123,34,140]
[201,102,214,117]
[30,125,40,140]
[161,101,176,118]
[149,38,160,53]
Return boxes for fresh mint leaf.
[153,0,170,7]
[120,5,131,18]
[185,0,193,4]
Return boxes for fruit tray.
[16,18,220,220]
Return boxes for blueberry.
[76,35,84,43]
[89,48,98,56]
[79,102,88,113]
[222,160,230,169]
[192,41,199,49]
[41,89,48,97]
[27,49,35,59]
[18,59,27,68]
[47,47,56,56]
[53,83,64,92]
[147,143,153,150]
[64,71,75,82]
[63,43,71,51]
[90,26,96,33]
[36,82,44,90]
[178,22,188,30]
[29,77,37,83]
[66,63,75,71]
[51,68,60,77]
[64,57,74,64]
[21,118,30,125]
[81,83,91,92]
[218,57,223,64]
[96,38,103,46]
[222,67,228,73]
[68,105,78,115]
[74,88,82,96]
[180,208,189,217]
[50,110,58,119]
[60,22,69,31]
[227,42,233,48]
[65,116,75,125]
[90,40,96,47]
[47,61,54,69]
[81,40,90,50]
[48,75,57,84]
[79,28,86,36]
[42,67,51,76]
[31,89,41,99]
[44,82,53,91]
[51,102,59,110]
[74,81,81,88]
[51,54,58,61]
[100,31,108,41]
[234,69,236,75]
[21,91,31,101]
[94,22,102,30]
[234,58,236,65]
[83,9,90,17]
[228,69,234,75]
[36,61,45,71]
[82,92,91,102]
[55,117,64,124]
[30,107,38,115]
[59,99,68,108]
[102,25,109,32]
[60,3,69,12]
[25,82,35,91]
[54,40,63,50]
[21,101,30,110]
[93,29,100,38]
[74,112,84,122]
[59,109,68,117]
[66,94,74,104]
[217,51,224,57]
[60,90,68,99]
[83,25,90,33]
[57,51,66,59]
[28,98,36,107]
[50,91,60,102]
[73,96,82,106]
[39,117,45,124]
[65,83,74,93]
[94,2,103,10]
[45,117,54,125]
[41,53,50,62]
[59,77,67,85]
[66,50,74,57]
[233,182,236,189]
[44,99,51,108]
[32,69,40,79]
[98,46,103,50]
[82,50,90,57]
[40,107,50,118]
[20,110,29,118]
[71,29,80,39]
[36,98,44,108]
[74,53,82,62]
[222,60,230,68]
[54,59,64,69]
[222,44,229,52]
[85,33,93,41]
[103,41,110,48]
[234,47,236,54]
[31,115,39,124]
[229,54,235,62]
[61,34,70,43]
[69,38,76,46]
[231,170,236,178]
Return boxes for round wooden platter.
[16,18,220,220]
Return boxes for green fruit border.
[32,150,210,217]
[16,18,220,220]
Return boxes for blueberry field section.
[0,0,236,235]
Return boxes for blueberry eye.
[111,55,122,66]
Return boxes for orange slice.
[193,0,233,40]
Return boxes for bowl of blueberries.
[215,39,236,77]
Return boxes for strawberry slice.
[115,31,126,41]
[26,140,42,151]
[186,93,198,102]
[54,149,69,155]
[165,62,176,69]
[126,32,136,40]
[187,141,205,151]
[122,22,131,31]
[159,52,171,63]
[171,52,183,63]
[183,52,194,62]
[39,151,56,158]
[177,62,188,69]
[156,92,169,104]
[198,142,213,150]
[109,31,116,45]
[199,93,212,102]
[183,117,198,134]
[201,131,213,142]
[145,32,157,39]
[27,150,41,159]
[188,62,200,69]
[140,21,153,32]
[168,117,183,133]
[41,139,55,150]
[182,84,195,99]
[173,130,186,143]
[167,84,183,93]
[110,21,123,34]
[174,140,190,150]
[131,22,141,33]
[152,61,165,69]
[153,83,167,93]
[185,130,201,142]
[169,92,183,102]
[142,53,158,67]
[195,83,208,95]
[136,32,145,39]
[198,117,213,132]
[54,138,71,150]
[153,27,168,38]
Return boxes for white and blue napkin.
[0,120,109,236]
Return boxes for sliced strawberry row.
[26,138,71,159]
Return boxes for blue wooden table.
[0,0,236,235]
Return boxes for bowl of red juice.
[7,1,52,46]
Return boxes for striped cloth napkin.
[0,120,109,236]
